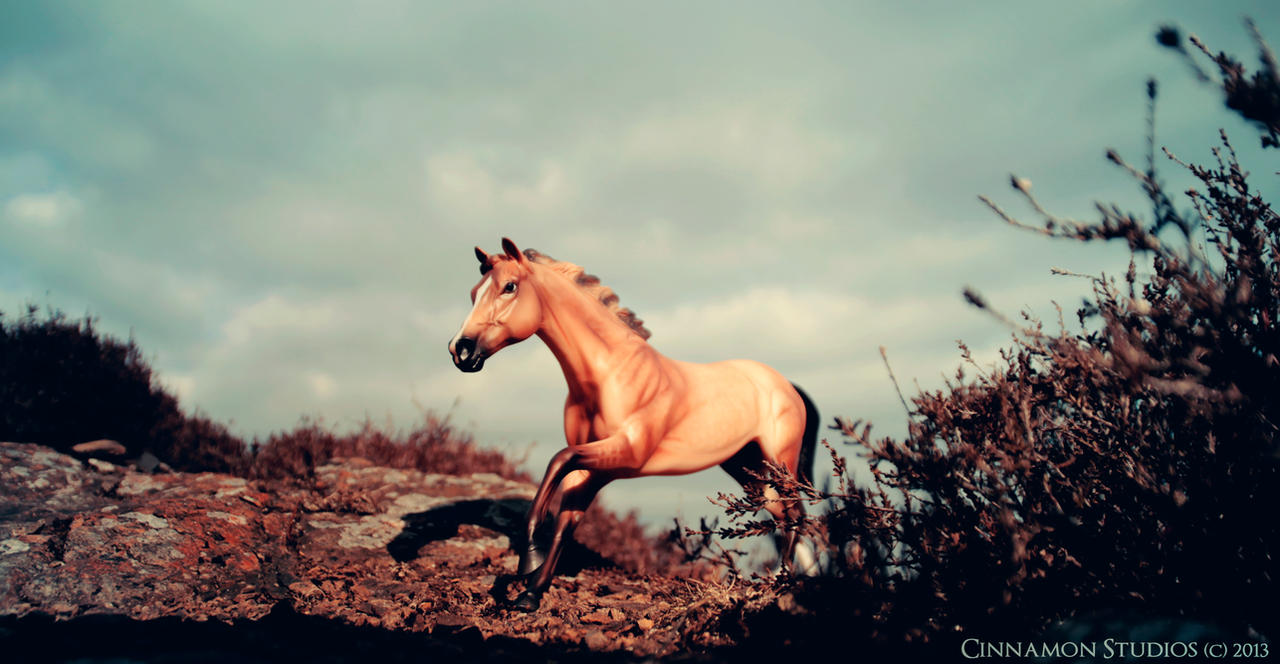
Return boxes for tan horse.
[448,238,818,610]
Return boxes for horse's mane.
[522,249,651,340]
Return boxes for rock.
[87,458,119,473]
[581,607,625,624]
[288,580,322,598]
[584,628,611,650]
[0,441,737,661]
[135,451,166,473]
[72,439,127,455]
[0,539,30,555]
[435,612,470,627]
[0,442,535,626]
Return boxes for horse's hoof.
[516,544,546,577]
[512,590,542,612]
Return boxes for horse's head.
[448,238,543,372]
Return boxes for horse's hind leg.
[720,442,804,573]
[721,442,769,505]
[513,471,607,611]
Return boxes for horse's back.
[710,359,808,465]
[701,358,804,422]
[635,357,805,475]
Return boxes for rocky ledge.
[0,443,775,662]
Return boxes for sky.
[2,2,1278,530]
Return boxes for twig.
[1051,266,1102,282]
[880,345,912,419]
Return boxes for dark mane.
[521,249,651,340]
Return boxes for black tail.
[791,383,819,487]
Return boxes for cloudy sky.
[3,2,1277,528]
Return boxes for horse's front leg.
[517,398,589,573]
[517,432,637,575]
[518,446,578,576]
[509,433,637,609]
[513,471,608,611]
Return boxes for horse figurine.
[448,238,818,610]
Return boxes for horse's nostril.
[454,336,477,363]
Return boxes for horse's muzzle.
[451,336,486,373]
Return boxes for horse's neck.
[532,270,648,400]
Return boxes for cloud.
[307,371,338,399]
[159,373,197,403]
[644,287,867,364]
[641,284,985,366]
[0,66,158,175]
[617,101,852,194]
[221,295,338,347]
[3,190,81,226]
[169,291,521,440]
[638,282,1006,414]
[424,152,572,218]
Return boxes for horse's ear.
[501,237,525,263]
[475,246,493,275]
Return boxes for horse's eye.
[503,281,517,294]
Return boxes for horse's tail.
[791,383,819,487]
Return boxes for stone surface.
[0,442,756,661]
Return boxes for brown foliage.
[573,505,702,576]
[0,306,534,483]
[0,306,248,474]
[1159,20,1280,149]
[711,20,1280,648]
[248,415,529,483]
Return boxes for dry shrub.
[248,414,529,483]
[0,306,526,484]
[0,306,248,473]
[574,504,718,577]
[712,21,1280,649]
[1159,19,1280,149]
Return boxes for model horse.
[448,238,818,610]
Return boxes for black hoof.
[512,590,542,612]
[516,543,547,576]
